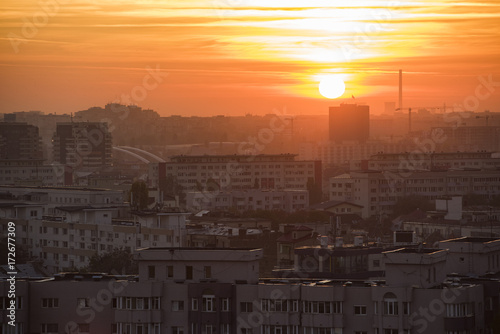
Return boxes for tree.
[129,180,149,210]
[85,248,137,274]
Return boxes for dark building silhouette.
[52,122,112,168]
[0,121,42,160]
[329,103,369,142]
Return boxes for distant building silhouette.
[329,103,369,143]
[52,122,112,169]
[0,120,42,160]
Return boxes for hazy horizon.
[1,0,499,116]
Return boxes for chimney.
[398,69,403,111]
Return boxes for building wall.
[52,122,112,168]
[1,243,498,334]
[329,104,370,143]
[0,122,42,160]
[186,189,309,213]
[149,154,320,193]
[330,169,500,218]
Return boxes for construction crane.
[395,105,446,134]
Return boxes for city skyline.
[1,0,499,116]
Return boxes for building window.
[172,300,184,311]
[77,298,90,308]
[383,293,398,316]
[204,266,212,278]
[221,298,230,312]
[446,303,474,317]
[240,302,253,312]
[41,324,58,333]
[148,265,156,279]
[204,325,215,334]
[191,298,198,311]
[384,330,398,334]
[167,265,174,278]
[403,302,410,315]
[202,294,215,312]
[354,305,367,315]
[172,327,184,334]
[78,324,90,333]
[220,324,230,334]
[186,266,193,280]
[41,298,59,308]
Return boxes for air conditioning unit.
[91,237,96,242]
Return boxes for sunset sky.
[0,0,499,116]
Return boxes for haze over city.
[1,0,500,115]
[2,1,500,333]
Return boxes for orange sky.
[0,0,499,116]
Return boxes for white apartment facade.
[149,154,321,192]
[0,202,190,274]
[330,169,500,218]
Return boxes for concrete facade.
[186,189,309,213]
[1,239,499,333]
[148,154,322,192]
[330,169,500,218]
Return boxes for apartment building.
[186,189,309,213]
[149,154,321,192]
[2,237,499,333]
[0,159,68,186]
[0,185,125,215]
[0,121,42,160]
[330,169,500,218]
[350,151,500,171]
[0,185,191,273]
[52,122,112,169]
[298,141,414,167]
[0,199,190,274]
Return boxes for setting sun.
[319,76,346,99]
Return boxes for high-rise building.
[0,121,42,160]
[52,122,112,169]
[329,104,369,143]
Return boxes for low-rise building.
[2,238,500,333]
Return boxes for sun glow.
[318,76,346,99]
